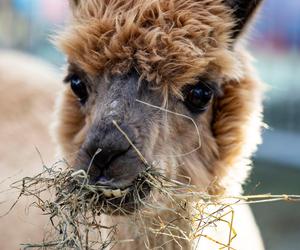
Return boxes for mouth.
[65,170,151,215]
[96,183,151,214]
[98,186,131,198]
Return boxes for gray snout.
[75,122,146,189]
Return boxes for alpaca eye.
[184,84,213,113]
[70,75,88,104]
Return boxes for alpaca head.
[54,0,263,212]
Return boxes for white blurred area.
[0,50,60,249]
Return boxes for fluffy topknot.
[57,0,240,95]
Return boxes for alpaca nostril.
[87,147,130,186]
[92,147,130,168]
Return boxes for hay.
[5,160,300,250]
[8,161,195,249]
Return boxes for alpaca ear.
[224,0,264,39]
[68,0,80,10]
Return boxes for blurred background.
[0,0,299,249]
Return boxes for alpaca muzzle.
[75,122,146,187]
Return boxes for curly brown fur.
[57,0,239,94]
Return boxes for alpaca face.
[55,0,263,211]
[61,64,219,210]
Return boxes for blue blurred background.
[0,0,299,249]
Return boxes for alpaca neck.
[102,205,193,250]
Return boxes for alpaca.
[0,51,60,250]
[53,0,265,249]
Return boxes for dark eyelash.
[182,80,222,98]
[63,73,75,84]
[204,82,222,97]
